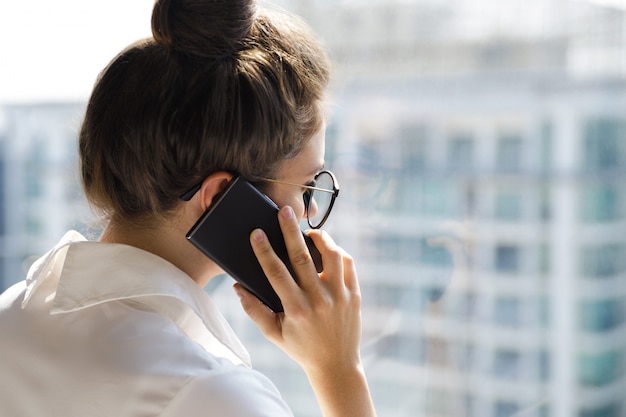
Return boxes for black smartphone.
[186,176,323,312]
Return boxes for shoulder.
[161,365,294,417]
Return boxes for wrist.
[305,358,376,413]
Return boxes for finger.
[249,228,300,307]
[342,251,361,298]
[233,283,282,342]
[306,230,343,287]
[277,206,319,288]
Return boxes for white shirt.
[0,231,294,417]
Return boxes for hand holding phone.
[239,206,376,417]
[186,176,323,312]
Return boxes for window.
[579,298,624,332]
[496,134,523,172]
[368,282,427,311]
[579,403,621,417]
[578,350,623,387]
[399,124,428,173]
[416,179,459,218]
[493,349,521,380]
[581,184,621,223]
[494,296,521,327]
[495,245,521,274]
[371,235,420,263]
[495,190,522,220]
[370,235,453,271]
[25,169,43,198]
[371,333,427,364]
[581,244,625,278]
[456,343,476,372]
[494,401,520,417]
[420,237,453,267]
[583,118,625,171]
[447,134,474,171]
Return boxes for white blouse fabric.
[0,231,293,417]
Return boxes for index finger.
[249,228,301,309]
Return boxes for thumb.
[233,284,282,341]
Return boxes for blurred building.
[327,73,626,417]
[0,103,90,290]
[255,1,626,416]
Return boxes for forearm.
[305,360,377,417]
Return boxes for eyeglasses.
[180,170,340,229]
[262,170,340,229]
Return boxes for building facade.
[253,1,626,416]
[0,103,91,290]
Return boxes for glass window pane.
[494,296,521,327]
[448,134,474,171]
[495,190,522,220]
[581,244,626,278]
[493,349,521,380]
[583,118,626,171]
[578,351,623,387]
[579,298,625,332]
[495,401,521,417]
[581,184,622,222]
[399,124,428,173]
[496,134,523,171]
[495,245,521,273]
[579,404,621,417]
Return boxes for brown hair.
[79,0,330,224]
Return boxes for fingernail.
[281,206,294,219]
[252,229,266,243]
[233,285,244,300]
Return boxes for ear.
[197,171,234,212]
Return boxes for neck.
[99,216,219,287]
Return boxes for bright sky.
[0,1,154,104]
[2,0,626,104]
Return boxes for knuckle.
[291,248,313,267]
[254,240,273,258]
[254,244,289,280]
[287,301,309,320]
[328,245,344,259]
[264,260,287,281]
[343,252,355,267]
[312,295,335,320]
[350,288,362,308]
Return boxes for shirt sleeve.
[160,366,295,417]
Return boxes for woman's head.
[79,0,330,225]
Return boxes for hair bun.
[152,0,258,59]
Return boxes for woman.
[0,0,376,416]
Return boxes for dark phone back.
[186,176,323,312]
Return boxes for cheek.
[268,189,306,220]
[285,193,307,220]
[292,194,307,219]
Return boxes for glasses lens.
[308,172,335,228]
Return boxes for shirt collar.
[22,231,251,367]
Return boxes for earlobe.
[198,171,234,211]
